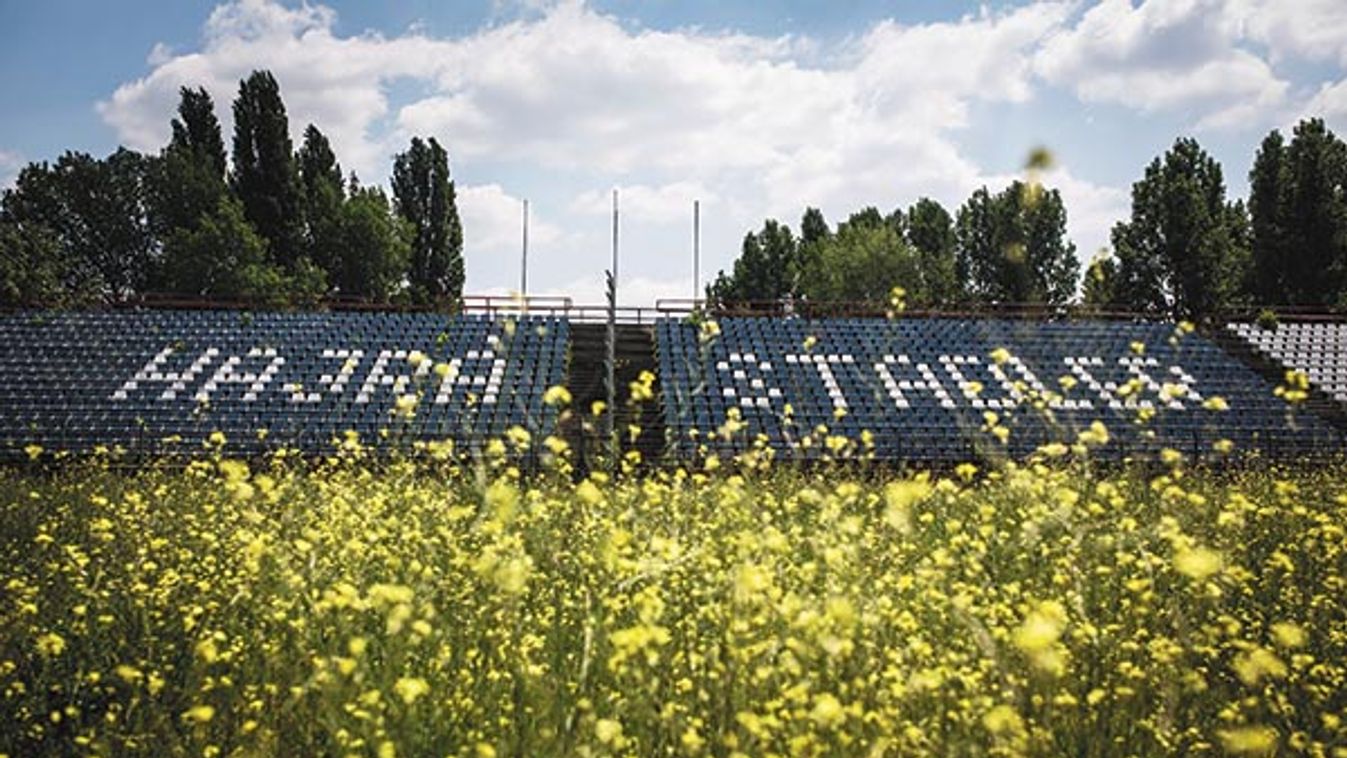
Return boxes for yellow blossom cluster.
[0,437,1345,756]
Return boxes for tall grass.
[1,442,1344,757]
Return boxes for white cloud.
[99,0,456,177]
[1228,0,1347,66]
[0,150,23,191]
[1043,168,1130,262]
[1035,0,1288,128]
[458,183,566,292]
[102,0,1330,303]
[569,182,715,225]
[1305,78,1347,133]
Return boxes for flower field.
[2,444,1346,757]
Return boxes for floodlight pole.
[693,199,701,302]
[606,189,619,469]
[521,199,529,297]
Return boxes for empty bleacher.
[656,317,1343,461]
[4,309,1346,465]
[0,310,568,459]
[1228,321,1347,402]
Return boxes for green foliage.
[799,217,921,303]
[708,219,799,303]
[158,195,291,304]
[1256,308,1279,332]
[297,124,346,280]
[956,182,1079,305]
[170,86,227,181]
[1249,119,1347,306]
[0,149,153,302]
[0,221,70,306]
[334,187,411,301]
[392,137,464,305]
[904,198,959,305]
[1248,130,1290,304]
[1112,138,1250,319]
[1081,255,1120,310]
[231,70,306,272]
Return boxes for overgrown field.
[1,446,1346,757]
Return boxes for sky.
[2,0,1346,305]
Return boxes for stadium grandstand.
[2,297,1345,464]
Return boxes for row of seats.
[656,318,1342,461]
[1228,322,1347,401]
[0,311,568,458]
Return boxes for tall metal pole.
[606,189,619,467]
[693,199,701,302]
[521,199,529,296]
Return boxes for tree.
[904,197,958,305]
[0,149,153,302]
[297,124,346,280]
[391,137,464,304]
[1248,129,1290,303]
[799,219,921,303]
[1081,255,1120,310]
[955,182,1079,305]
[158,195,288,302]
[800,207,829,247]
[1111,138,1250,318]
[333,187,411,301]
[1281,119,1347,305]
[707,219,798,303]
[170,86,227,180]
[231,70,305,271]
[0,221,68,306]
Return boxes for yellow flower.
[1218,726,1277,755]
[182,705,215,724]
[393,677,430,705]
[810,693,846,729]
[595,718,624,745]
[982,704,1023,735]
[1014,601,1066,653]
[989,347,1011,365]
[393,393,418,419]
[36,632,66,657]
[884,479,931,532]
[543,385,571,406]
[1233,647,1287,686]
[1078,420,1110,447]
[1203,396,1229,411]
[1174,546,1222,581]
[576,480,604,506]
[1271,622,1306,649]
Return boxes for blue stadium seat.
[655,317,1342,462]
[0,311,569,459]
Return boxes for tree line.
[710,118,1347,320]
[0,70,464,307]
